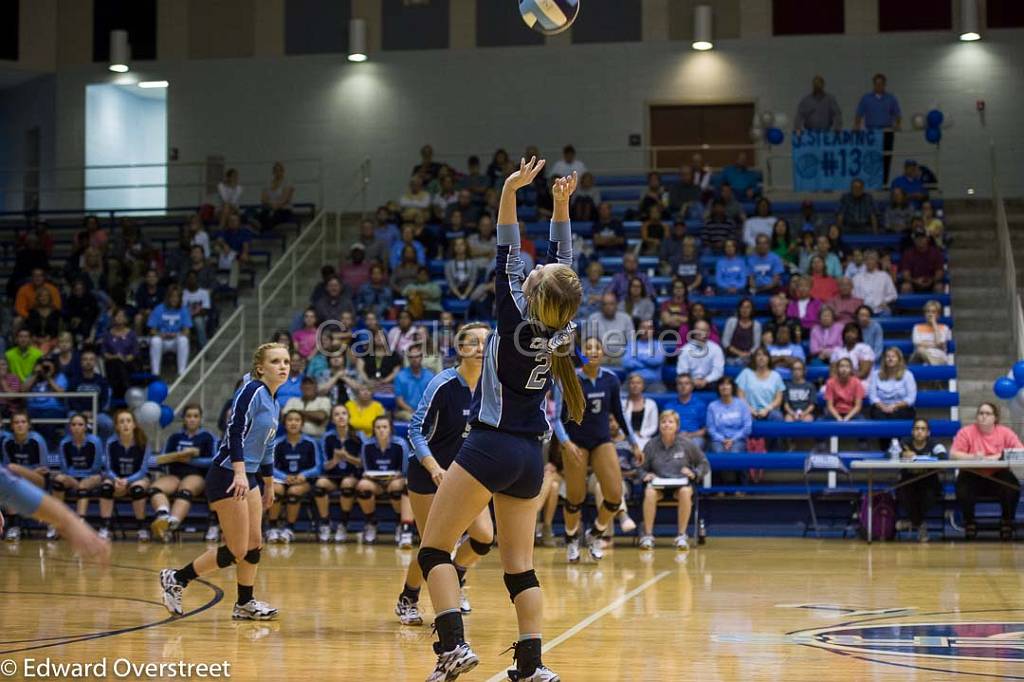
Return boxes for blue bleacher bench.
[750,419,960,439]
[706,451,886,470]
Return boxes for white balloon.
[125,387,146,410]
[911,113,926,130]
[773,112,789,129]
[759,111,775,127]
[136,401,162,427]
[749,127,763,142]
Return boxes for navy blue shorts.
[567,434,611,452]
[407,457,436,495]
[320,465,362,481]
[166,463,208,479]
[455,426,544,500]
[206,465,265,503]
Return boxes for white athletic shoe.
[363,523,378,544]
[280,528,294,544]
[638,535,655,550]
[395,596,423,626]
[565,536,581,563]
[45,525,58,540]
[398,530,414,549]
[159,569,184,616]
[168,517,182,532]
[584,531,604,561]
[426,642,479,682]
[137,528,151,543]
[318,524,331,543]
[5,526,20,542]
[265,528,281,544]
[334,524,348,543]
[508,666,561,681]
[205,524,220,542]
[151,512,170,541]
[459,587,472,614]
[674,534,689,551]
[98,527,111,541]
[617,511,637,534]
[232,599,279,621]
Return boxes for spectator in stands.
[621,277,655,325]
[340,243,372,292]
[6,328,41,383]
[951,403,1024,541]
[922,200,945,247]
[215,213,253,268]
[357,331,401,392]
[664,373,708,449]
[719,184,746,224]
[676,320,724,391]
[715,239,749,295]
[831,322,875,380]
[314,275,355,322]
[824,357,864,422]
[588,293,635,365]
[689,153,713,193]
[387,310,424,359]
[707,376,752,455]
[485,148,510,188]
[444,237,479,304]
[808,256,838,301]
[411,144,443,183]
[794,75,843,132]
[49,332,80,386]
[402,266,443,321]
[467,215,497,268]
[890,418,946,542]
[745,233,782,292]
[24,357,67,443]
[579,261,605,319]
[592,202,625,256]
[357,219,390,269]
[837,178,878,233]
[786,276,822,331]
[826,277,863,324]
[911,300,951,365]
[800,235,843,279]
[258,162,295,231]
[388,225,427,271]
[25,288,62,355]
[638,409,709,551]
[458,155,487,198]
[810,306,843,365]
[856,305,885,359]
[446,189,481,230]
[638,171,667,218]
[391,245,421,294]
[68,349,112,437]
[765,323,806,370]
[854,73,901,181]
[721,153,759,200]
[606,254,652,303]
[344,383,386,439]
[393,345,435,421]
[573,170,602,206]
[399,176,432,219]
[765,293,801,345]
[0,357,23,416]
[7,232,50,300]
[722,298,761,366]
[185,213,211,259]
[551,144,587,178]
[658,219,687,267]
[884,186,914,236]
[639,205,666,256]
[283,376,332,438]
[900,227,945,294]
[14,268,62,322]
[853,250,898,313]
[742,198,776,251]
[216,168,243,229]
[181,245,217,291]
[783,359,815,423]
[771,218,798,267]
[622,320,664,390]
[667,235,703,294]
[702,199,736,254]
[868,347,917,426]
[148,286,192,378]
[736,348,785,422]
[658,278,689,333]
[78,247,110,294]
[432,172,459,214]
[622,373,659,449]
[679,302,720,344]
[181,271,211,348]
[356,264,394,319]
[62,279,99,344]
[826,223,848,259]
[99,308,137,400]
[797,201,823,236]
[293,308,321,359]
[131,268,163,335]
[668,165,702,218]
[891,159,928,206]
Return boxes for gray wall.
[31,29,1024,211]
[0,75,56,212]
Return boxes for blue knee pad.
[417,546,453,579]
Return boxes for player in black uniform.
[100,409,152,541]
[52,413,107,532]
[150,403,218,541]
[355,414,412,545]
[1,411,51,541]
[267,410,323,543]
[313,404,363,542]
[419,159,584,682]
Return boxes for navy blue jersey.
[408,368,472,468]
[104,437,151,484]
[471,220,573,436]
[361,438,409,474]
[56,434,106,477]
[1,432,49,469]
[69,373,111,413]
[272,435,322,479]
[165,429,218,470]
[552,368,638,447]
[322,430,363,475]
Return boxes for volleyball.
[519,0,580,36]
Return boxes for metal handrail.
[991,143,1024,360]
[257,210,329,342]
[164,305,247,406]
[0,392,98,431]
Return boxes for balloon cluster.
[750,111,787,146]
[912,109,944,144]
[124,380,175,429]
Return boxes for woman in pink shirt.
[292,308,320,359]
[786,276,822,332]
[809,306,843,365]
[951,402,1024,540]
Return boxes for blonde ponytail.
[552,344,584,424]
[529,264,584,424]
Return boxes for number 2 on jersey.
[525,338,551,390]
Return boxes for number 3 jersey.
[551,367,637,447]
[470,220,572,437]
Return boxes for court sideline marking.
[483,569,673,682]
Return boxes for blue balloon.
[994,377,1019,400]
[159,405,175,428]
[925,127,941,144]
[766,127,785,145]
[926,109,944,128]
[147,380,169,404]
[1013,361,1024,387]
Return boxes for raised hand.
[552,172,578,203]
[504,156,546,192]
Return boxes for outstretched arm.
[547,172,577,265]
[498,156,546,226]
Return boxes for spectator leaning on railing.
[794,75,842,132]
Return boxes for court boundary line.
[482,570,672,682]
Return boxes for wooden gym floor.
[2,538,1023,681]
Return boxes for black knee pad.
[417,546,454,579]
[469,537,492,556]
[602,498,622,513]
[564,499,584,514]
[284,494,301,505]
[50,479,67,492]
[147,486,163,498]
[64,488,79,502]
[339,487,356,498]
[313,486,329,498]
[86,485,104,498]
[216,545,238,568]
[129,485,148,500]
[173,489,194,503]
[356,488,374,500]
[388,489,403,502]
[503,570,540,603]
[99,482,115,499]
[243,547,261,565]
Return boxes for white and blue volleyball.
[519,0,580,36]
